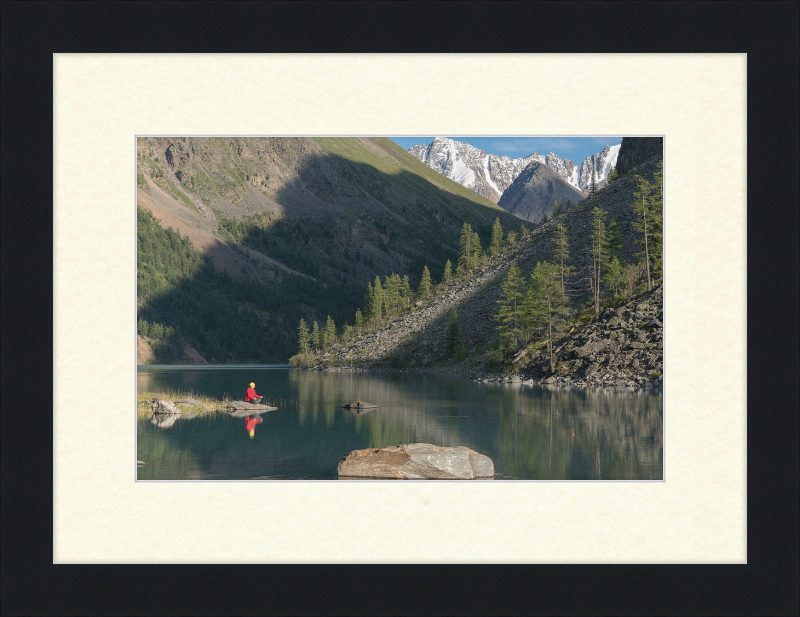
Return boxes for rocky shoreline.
[297,364,663,390]
[297,283,664,391]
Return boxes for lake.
[137,366,663,480]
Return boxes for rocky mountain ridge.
[307,150,664,387]
[407,137,621,202]
[496,162,586,223]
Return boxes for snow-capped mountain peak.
[407,138,621,203]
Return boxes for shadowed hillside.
[136,137,525,364]
[497,161,585,223]
[310,148,664,385]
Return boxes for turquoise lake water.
[137,366,663,481]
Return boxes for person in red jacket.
[245,415,262,438]
[245,382,263,404]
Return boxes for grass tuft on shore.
[137,388,231,416]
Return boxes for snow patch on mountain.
[407,137,621,201]
[483,155,501,194]
[451,156,476,187]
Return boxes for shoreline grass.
[137,388,231,416]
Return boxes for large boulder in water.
[226,401,278,412]
[151,399,181,414]
[337,443,494,480]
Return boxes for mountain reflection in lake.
[137,367,662,480]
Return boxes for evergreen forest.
[137,207,364,363]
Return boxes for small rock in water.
[137,460,146,467]
[338,443,494,480]
[342,400,378,410]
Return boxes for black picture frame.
[2,2,797,615]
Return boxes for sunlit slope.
[136,136,525,364]
[137,136,522,285]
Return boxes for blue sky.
[390,136,624,166]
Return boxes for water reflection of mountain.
[137,371,662,480]
[287,372,663,480]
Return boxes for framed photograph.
[3,2,796,615]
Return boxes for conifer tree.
[495,263,527,358]
[443,308,460,356]
[457,222,472,274]
[541,212,549,224]
[521,285,541,347]
[325,315,336,349]
[470,230,483,266]
[400,275,412,309]
[311,321,321,352]
[372,276,386,323]
[604,256,624,297]
[591,166,597,194]
[551,220,573,306]
[490,218,504,255]
[608,165,619,183]
[297,318,310,359]
[623,262,640,296]
[590,207,608,318]
[150,322,164,341]
[606,219,623,261]
[442,260,452,286]
[530,261,567,374]
[649,161,664,281]
[392,273,402,311]
[520,223,529,238]
[552,199,563,217]
[631,166,663,291]
[418,265,432,299]
[384,273,400,316]
[394,273,403,309]
[363,282,374,323]
[354,309,363,337]
[506,230,517,245]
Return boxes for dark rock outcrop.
[473,284,663,388]
[615,137,663,175]
[523,284,662,386]
[337,443,494,479]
